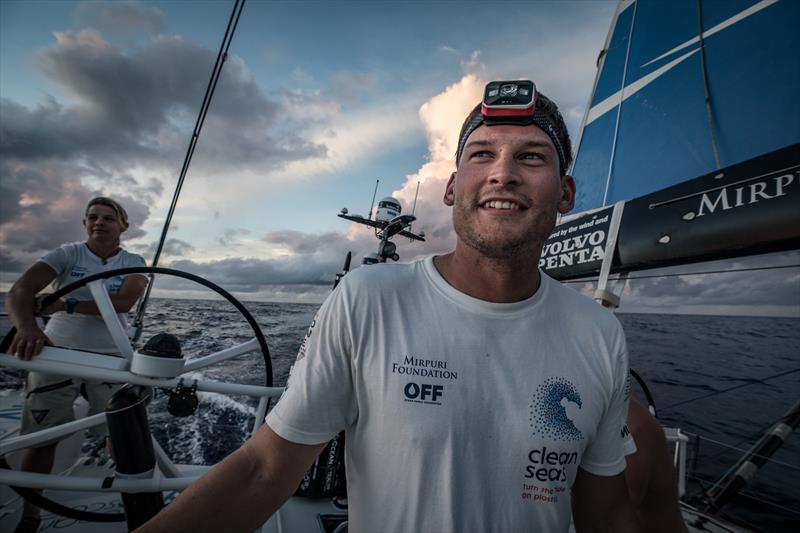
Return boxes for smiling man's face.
[444,123,575,261]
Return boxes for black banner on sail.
[617,143,800,271]
[539,206,614,280]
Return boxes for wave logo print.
[530,377,583,442]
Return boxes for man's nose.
[486,152,521,186]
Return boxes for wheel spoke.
[183,337,260,371]
[87,279,134,361]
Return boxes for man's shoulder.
[544,274,622,332]
[340,257,426,291]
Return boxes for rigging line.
[696,0,722,170]
[661,367,800,412]
[133,0,246,333]
[152,0,246,268]
[559,263,800,284]
[683,432,800,472]
[688,472,800,518]
[702,419,783,465]
[685,473,799,518]
[734,490,800,517]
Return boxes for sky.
[1,0,797,316]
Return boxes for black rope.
[151,0,245,269]
[560,263,800,284]
[661,367,800,412]
[696,0,722,170]
[134,0,247,330]
[630,368,657,416]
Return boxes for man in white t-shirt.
[139,81,640,532]
[6,196,147,533]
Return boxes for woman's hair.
[85,197,130,230]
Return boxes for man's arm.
[625,398,688,533]
[135,425,326,532]
[572,468,642,533]
[6,262,58,359]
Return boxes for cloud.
[0,159,151,254]
[74,0,165,44]
[218,228,252,248]
[615,252,800,316]
[128,238,196,261]
[0,24,328,274]
[379,74,486,258]
[264,230,352,256]
[165,256,339,290]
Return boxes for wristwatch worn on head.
[65,298,78,314]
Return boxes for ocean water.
[1,297,798,531]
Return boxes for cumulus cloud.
[383,74,486,258]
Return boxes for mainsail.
[543,0,799,281]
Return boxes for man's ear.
[558,175,576,214]
[443,172,456,206]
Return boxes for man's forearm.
[136,444,285,532]
[136,428,322,533]
[7,284,39,330]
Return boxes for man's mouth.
[481,200,522,210]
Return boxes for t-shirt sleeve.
[129,253,146,267]
[123,252,147,279]
[38,244,75,276]
[266,283,357,445]
[580,328,632,476]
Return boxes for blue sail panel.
[704,0,800,168]
[572,111,617,212]
[572,0,800,212]
[606,54,717,204]
[591,3,634,107]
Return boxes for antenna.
[409,181,421,234]
[368,179,379,221]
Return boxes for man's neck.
[433,246,542,303]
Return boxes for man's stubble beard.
[452,200,557,261]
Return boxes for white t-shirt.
[39,242,146,354]
[267,256,632,533]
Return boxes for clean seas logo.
[530,377,583,442]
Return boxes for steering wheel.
[0,266,274,522]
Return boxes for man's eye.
[521,152,543,160]
[470,150,491,159]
